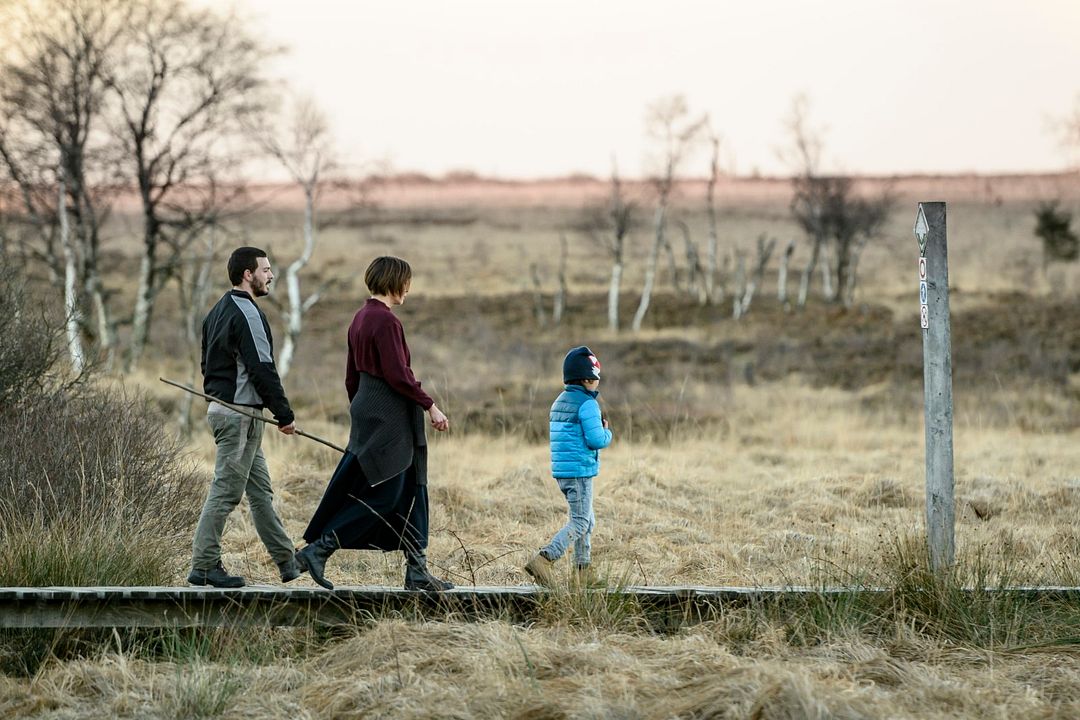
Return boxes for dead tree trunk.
[552,233,568,326]
[736,235,776,319]
[178,225,218,437]
[530,263,547,328]
[632,205,666,333]
[678,220,706,304]
[797,236,823,309]
[608,258,623,332]
[777,238,796,308]
[819,241,835,302]
[704,135,720,304]
[604,161,631,333]
[843,235,871,307]
[731,249,747,319]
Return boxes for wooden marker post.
[914,202,955,572]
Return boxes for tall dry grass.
[4,189,1078,717]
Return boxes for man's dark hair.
[228,247,268,286]
[364,256,412,296]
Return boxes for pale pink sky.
[240,0,1080,178]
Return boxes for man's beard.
[252,278,270,297]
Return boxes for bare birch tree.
[255,94,336,378]
[0,0,126,365]
[676,220,706,304]
[704,131,723,304]
[109,0,275,370]
[733,235,776,320]
[785,95,892,307]
[577,159,636,332]
[777,238,796,309]
[552,233,568,326]
[631,95,706,332]
[176,221,219,436]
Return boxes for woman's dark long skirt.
[302,451,428,554]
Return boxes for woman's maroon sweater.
[345,298,434,409]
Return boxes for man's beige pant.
[191,410,294,571]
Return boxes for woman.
[296,256,453,591]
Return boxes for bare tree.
[529,262,547,328]
[782,95,828,309]
[731,249,746,319]
[552,233,568,326]
[733,235,776,320]
[176,221,220,436]
[631,95,707,332]
[577,158,637,332]
[255,94,336,378]
[777,238,796,309]
[109,0,276,370]
[676,220,706,304]
[704,131,723,304]
[0,0,127,365]
[784,95,892,307]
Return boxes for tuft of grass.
[166,661,244,720]
[0,517,182,588]
[750,531,1080,653]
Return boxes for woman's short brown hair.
[364,256,412,296]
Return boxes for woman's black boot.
[297,535,339,590]
[404,551,454,591]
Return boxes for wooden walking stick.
[160,377,347,454]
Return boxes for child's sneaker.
[524,552,556,587]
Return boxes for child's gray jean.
[541,476,595,567]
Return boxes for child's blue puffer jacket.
[549,385,612,479]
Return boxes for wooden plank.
[2,585,1079,629]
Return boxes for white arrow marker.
[914,204,930,254]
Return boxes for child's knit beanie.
[563,346,601,383]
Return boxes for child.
[525,346,613,586]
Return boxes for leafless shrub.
[0,265,203,587]
[0,270,62,408]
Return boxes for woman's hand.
[428,404,450,432]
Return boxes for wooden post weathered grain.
[915,202,955,572]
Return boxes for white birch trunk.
[777,238,796,307]
[797,236,823,309]
[552,233,567,326]
[530,263,546,327]
[819,242,835,301]
[844,236,869,307]
[607,259,623,332]
[705,137,720,304]
[632,205,666,333]
[739,236,776,318]
[278,185,318,379]
[128,251,154,369]
[58,175,84,373]
[179,225,218,436]
[732,251,747,319]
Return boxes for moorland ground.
[4,174,1080,718]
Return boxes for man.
[187,247,302,588]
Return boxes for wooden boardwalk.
[3,585,1080,629]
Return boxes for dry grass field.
[4,174,1080,718]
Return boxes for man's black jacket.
[201,289,294,426]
